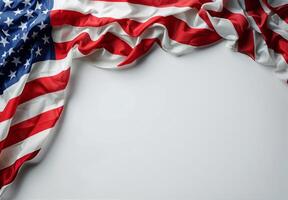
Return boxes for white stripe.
[72,48,126,69]
[259,0,272,13]
[52,22,199,58]
[0,90,66,141]
[201,0,239,40]
[208,16,239,40]
[223,0,245,14]
[27,59,70,82]
[70,43,196,69]
[173,9,211,29]
[52,0,191,22]
[11,90,66,125]
[268,15,288,40]
[259,0,288,40]
[201,0,223,12]
[253,27,288,80]
[267,0,287,8]
[253,31,275,66]
[0,184,9,199]
[245,7,288,80]
[52,22,171,46]
[71,39,196,68]
[0,75,28,111]
[0,128,51,170]
[0,120,11,143]
[0,59,70,111]
[249,0,288,79]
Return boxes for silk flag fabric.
[0,0,287,197]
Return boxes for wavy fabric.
[51,0,288,78]
[0,0,288,198]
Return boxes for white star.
[0,37,8,47]
[3,0,13,8]
[24,59,31,68]
[25,10,33,19]
[22,0,31,6]
[38,21,47,30]
[42,35,49,44]
[0,61,6,67]
[2,29,10,37]
[19,22,27,31]
[35,2,42,10]
[8,48,14,55]
[21,33,29,42]
[12,57,21,66]
[12,34,19,41]
[8,70,16,80]
[42,9,49,14]
[32,32,38,38]
[35,47,42,56]
[1,59,7,66]
[2,51,7,58]
[4,17,13,27]
[14,8,22,15]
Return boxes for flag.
[0,0,287,197]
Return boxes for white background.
[8,43,288,200]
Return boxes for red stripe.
[203,0,253,57]
[0,150,39,189]
[55,33,162,66]
[197,8,214,29]
[0,68,70,122]
[262,0,288,23]
[50,10,116,27]
[51,10,221,47]
[92,0,211,8]
[119,38,160,66]
[208,8,249,37]
[54,28,219,67]
[158,15,220,46]
[54,32,133,60]
[0,106,64,151]
[245,0,288,62]
[237,29,255,60]
[51,11,221,61]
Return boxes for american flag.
[0,0,287,197]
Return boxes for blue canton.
[0,0,54,94]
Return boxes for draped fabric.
[0,0,287,197]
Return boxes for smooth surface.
[10,43,288,200]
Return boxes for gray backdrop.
[10,43,288,200]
